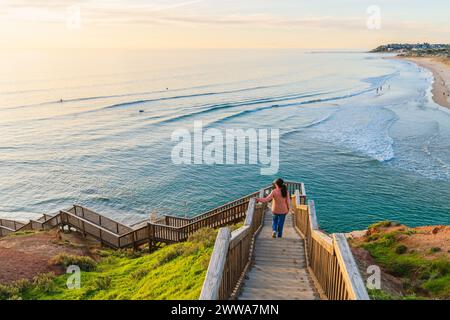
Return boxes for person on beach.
[256,178,290,238]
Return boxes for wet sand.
[399,56,450,109]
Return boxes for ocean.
[0,49,449,232]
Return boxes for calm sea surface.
[0,49,449,232]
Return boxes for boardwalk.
[238,208,319,300]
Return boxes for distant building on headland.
[371,43,450,59]
[371,43,448,52]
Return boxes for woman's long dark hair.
[273,178,287,198]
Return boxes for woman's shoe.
[272,231,277,238]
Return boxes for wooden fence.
[291,190,369,300]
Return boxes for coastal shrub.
[13,279,32,293]
[94,276,112,290]
[367,289,396,300]
[430,259,450,275]
[422,274,450,299]
[369,221,392,229]
[33,272,56,293]
[96,249,112,257]
[130,268,148,280]
[49,253,97,271]
[113,248,143,259]
[187,227,217,248]
[366,234,381,242]
[0,284,18,300]
[0,279,33,300]
[390,260,417,277]
[377,233,397,247]
[395,245,408,254]
[157,244,184,266]
[180,242,200,257]
[101,256,117,265]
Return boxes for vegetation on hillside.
[350,221,450,300]
[0,228,218,300]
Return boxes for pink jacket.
[257,188,290,214]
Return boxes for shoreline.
[394,56,450,109]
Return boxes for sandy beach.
[399,56,450,109]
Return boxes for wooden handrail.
[160,181,300,227]
[0,225,16,237]
[0,218,26,231]
[161,190,262,227]
[73,205,132,235]
[199,228,231,300]
[200,197,266,300]
[333,233,369,300]
[291,192,369,300]
[61,210,120,238]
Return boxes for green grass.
[357,229,450,299]
[10,230,36,236]
[1,227,218,300]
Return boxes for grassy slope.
[4,228,219,300]
[351,221,450,300]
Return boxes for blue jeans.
[272,214,287,238]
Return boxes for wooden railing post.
[300,183,307,205]
[199,228,231,300]
[148,222,155,251]
[294,189,301,207]
[308,200,319,230]
[243,199,256,227]
[258,188,264,198]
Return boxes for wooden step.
[243,278,313,288]
[253,259,305,266]
[251,261,306,268]
[239,288,318,300]
[254,251,303,256]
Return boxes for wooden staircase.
[237,209,319,300]
[200,187,370,301]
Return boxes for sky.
[0,0,449,49]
